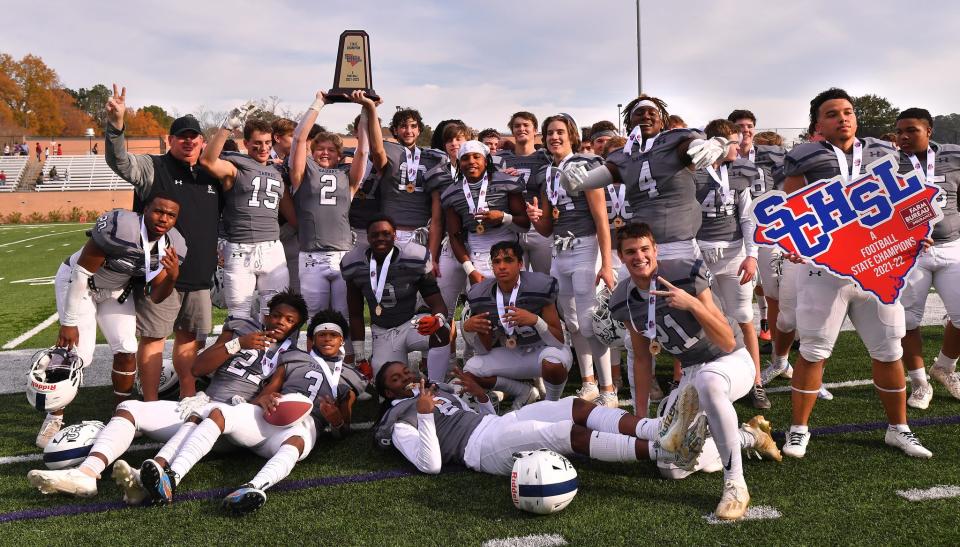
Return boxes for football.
[264,393,314,427]
[42,421,105,470]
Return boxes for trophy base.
[326,88,380,103]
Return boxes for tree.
[417,124,433,148]
[55,89,96,136]
[0,53,65,135]
[852,94,899,138]
[124,108,165,136]
[933,113,960,144]
[141,105,174,131]
[66,84,112,126]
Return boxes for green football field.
[1,223,959,545]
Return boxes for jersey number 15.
[248,176,282,209]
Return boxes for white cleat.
[907,383,933,410]
[885,428,933,459]
[930,367,960,400]
[511,385,540,412]
[112,460,148,506]
[715,480,751,521]
[817,386,834,400]
[760,361,790,385]
[596,391,620,408]
[576,381,599,402]
[657,384,700,454]
[36,413,64,449]
[782,427,810,459]
[27,468,97,497]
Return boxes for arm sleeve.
[104,124,156,197]
[475,399,496,416]
[737,189,758,258]
[391,416,442,474]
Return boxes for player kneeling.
[609,223,781,521]
[26,291,307,500]
[461,241,571,409]
[139,309,362,515]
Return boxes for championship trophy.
[327,30,379,103]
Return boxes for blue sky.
[4,0,958,136]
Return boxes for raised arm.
[289,91,328,191]
[200,104,255,189]
[104,84,156,195]
[347,91,376,194]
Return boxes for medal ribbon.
[908,146,936,184]
[369,248,395,309]
[496,280,521,336]
[401,146,421,190]
[607,183,626,219]
[831,139,863,184]
[260,338,293,378]
[624,128,659,156]
[625,277,657,341]
[310,349,344,399]
[462,173,489,214]
[140,217,168,283]
[547,153,574,207]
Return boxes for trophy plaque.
[328,30,379,103]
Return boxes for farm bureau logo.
[345,53,362,67]
[749,156,943,304]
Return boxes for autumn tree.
[124,108,165,136]
[56,89,96,136]
[66,84,111,125]
[0,53,64,135]
[141,105,173,130]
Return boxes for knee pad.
[539,346,573,371]
[798,337,832,362]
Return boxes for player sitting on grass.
[26,291,306,500]
[608,222,782,521]
[137,309,362,515]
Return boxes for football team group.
[20,82,959,521]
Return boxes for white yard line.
[482,535,568,547]
[0,228,88,248]
[896,485,960,501]
[766,378,876,394]
[703,505,782,524]
[2,313,58,350]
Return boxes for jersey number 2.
[320,174,338,205]
[248,176,281,209]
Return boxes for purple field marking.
[4,415,960,525]
[0,468,416,524]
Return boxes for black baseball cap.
[169,115,202,136]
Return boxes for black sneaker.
[750,384,772,410]
[139,459,177,505]
[222,484,267,516]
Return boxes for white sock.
[585,406,627,434]
[790,424,809,435]
[773,354,788,367]
[635,417,660,440]
[170,419,221,480]
[738,428,756,449]
[588,431,638,462]
[570,330,594,378]
[587,337,612,387]
[907,368,929,389]
[890,423,911,433]
[155,422,197,464]
[82,417,136,477]
[494,377,529,398]
[695,371,743,483]
[934,351,958,374]
[543,380,565,401]
[250,444,300,490]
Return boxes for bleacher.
[35,155,133,191]
[0,156,28,191]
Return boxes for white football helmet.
[43,420,104,469]
[510,449,578,514]
[211,265,227,309]
[592,286,626,349]
[26,347,84,413]
[135,358,180,400]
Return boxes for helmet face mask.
[592,286,626,348]
[27,347,83,412]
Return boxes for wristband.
[352,340,366,360]
[433,313,447,328]
[308,98,325,112]
[225,338,241,355]
[462,261,477,275]
[500,212,513,226]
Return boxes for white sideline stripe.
[2,313,59,349]
[0,228,88,248]
[896,485,960,501]
[766,378,875,394]
[482,534,568,547]
[703,504,782,524]
[0,421,375,466]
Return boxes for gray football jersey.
[87,209,187,289]
[498,149,553,203]
[380,142,452,227]
[340,242,440,329]
[278,350,352,425]
[606,128,705,243]
[898,142,960,244]
[349,159,382,230]
[609,258,744,367]
[605,182,634,249]
[293,160,352,251]
[749,144,786,196]
[221,151,284,243]
[783,137,897,185]
[466,271,559,347]
[694,159,756,243]
[533,153,604,238]
[373,385,483,466]
[441,172,523,235]
[205,316,292,403]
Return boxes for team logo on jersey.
[749,156,943,304]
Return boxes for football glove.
[559,163,613,196]
[414,313,446,336]
[221,102,257,131]
[686,137,729,170]
[176,391,211,420]
[356,359,373,381]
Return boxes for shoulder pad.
[165,227,188,260]
[91,209,140,254]
[225,315,262,336]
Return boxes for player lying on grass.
[608,222,782,521]
[26,290,308,500]
[138,309,364,515]
[36,192,186,449]
[373,360,732,479]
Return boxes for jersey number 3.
[248,176,281,209]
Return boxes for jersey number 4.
[248,176,282,209]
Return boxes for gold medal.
[375,304,383,316]
[552,208,560,220]
[475,223,485,234]
[505,336,518,349]
[405,183,416,193]
[613,216,625,228]
[649,340,661,356]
